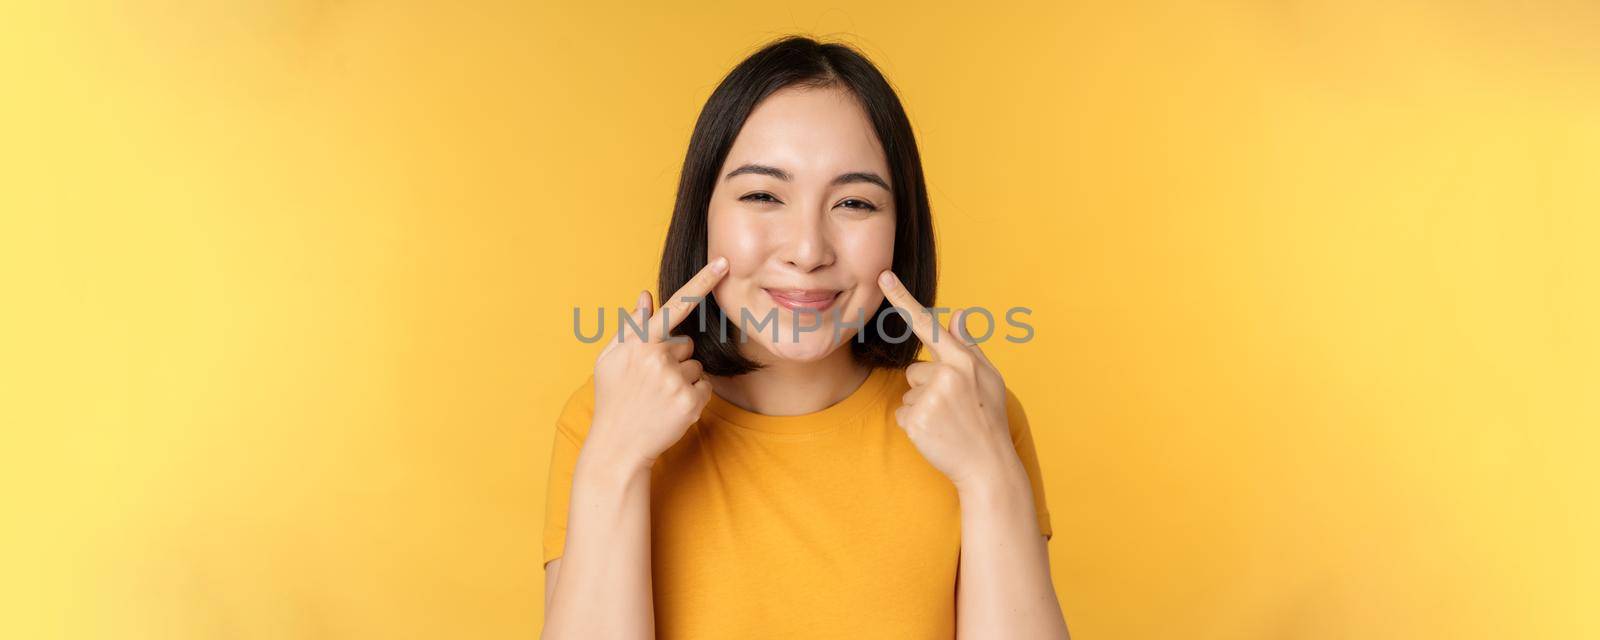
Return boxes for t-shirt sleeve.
[1004,386,1054,541]
[543,375,597,568]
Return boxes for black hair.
[659,35,936,376]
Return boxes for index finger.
[649,256,729,341]
[877,270,965,360]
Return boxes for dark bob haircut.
[658,35,937,376]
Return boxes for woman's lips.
[764,288,842,312]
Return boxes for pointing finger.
[951,308,970,345]
[952,307,994,367]
[877,270,965,361]
[650,256,729,342]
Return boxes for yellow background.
[3,1,1597,638]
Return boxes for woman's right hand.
[584,256,729,472]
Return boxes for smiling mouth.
[764,288,842,312]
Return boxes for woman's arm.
[541,444,656,639]
[541,261,728,639]
[954,460,1070,639]
[874,273,1070,639]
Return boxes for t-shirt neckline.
[703,367,895,435]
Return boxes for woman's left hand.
[878,271,1024,490]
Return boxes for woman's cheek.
[838,219,896,275]
[707,209,768,317]
[842,219,895,321]
[708,204,767,263]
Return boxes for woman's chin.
[757,334,844,363]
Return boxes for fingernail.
[879,271,895,287]
[710,256,728,272]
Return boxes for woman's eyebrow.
[724,163,791,181]
[724,163,890,191]
[832,171,890,191]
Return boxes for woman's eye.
[839,198,878,212]
[740,192,780,204]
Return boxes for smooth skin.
[880,271,1071,639]
[541,262,1069,639]
[543,84,1067,639]
[541,258,728,639]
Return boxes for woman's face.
[707,84,897,364]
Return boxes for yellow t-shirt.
[542,364,1053,639]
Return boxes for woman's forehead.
[721,85,889,181]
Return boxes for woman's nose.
[780,208,835,273]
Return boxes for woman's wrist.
[952,448,1032,503]
[573,423,656,487]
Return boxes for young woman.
[542,36,1069,639]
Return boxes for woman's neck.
[708,344,872,417]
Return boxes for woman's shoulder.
[554,373,598,442]
[878,363,911,393]
[1001,382,1031,440]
